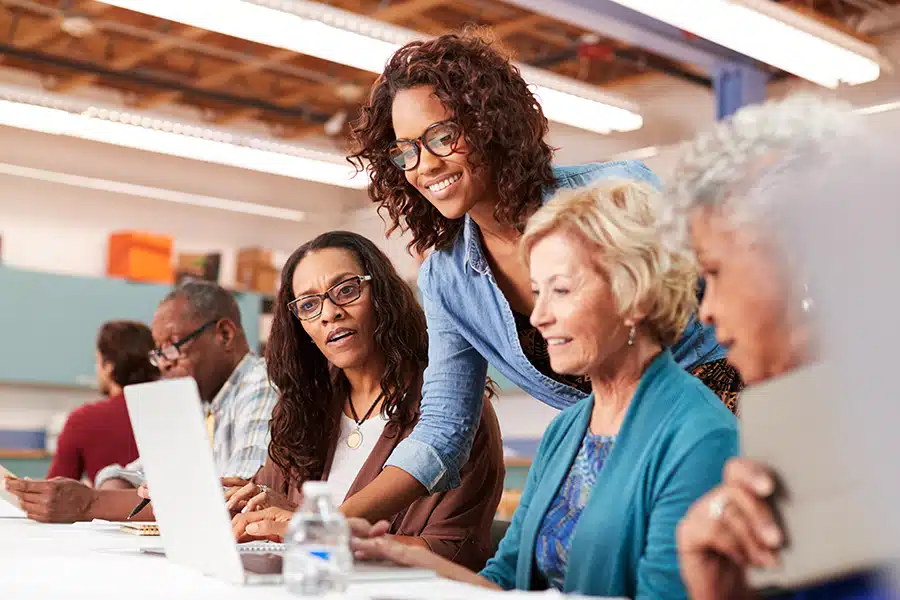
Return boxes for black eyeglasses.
[388,121,461,171]
[148,320,217,367]
[288,275,373,321]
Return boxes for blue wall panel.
[0,267,260,387]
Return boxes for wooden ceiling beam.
[134,46,300,109]
[374,0,451,22]
[51,25,210,93]
[210,0,447,126]
[489,13,548,38]
[11,1,109,49]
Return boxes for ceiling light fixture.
[0,162,308,222]
[603,0,885,88]
[0,85,367,189]
[92,0,643,134]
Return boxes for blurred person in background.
[670,95,894,600]
[228,232,504,571]
[5,281,278,522]
[46,321,158,484]
[345,29,739,524]
[349,180,738,599]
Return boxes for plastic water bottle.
[283,481,352,595]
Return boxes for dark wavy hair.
[265,231,427,486]
[96,321,159,387]
[348,29,556,255]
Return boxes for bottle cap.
[302,480,332,497]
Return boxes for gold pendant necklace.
[347,429,363,449]
[346,391,383,449]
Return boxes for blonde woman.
[352,179,738,599]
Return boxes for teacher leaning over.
[343,29,739,522]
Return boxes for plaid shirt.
[94,353,277,486]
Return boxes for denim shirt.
[384,161,726,493]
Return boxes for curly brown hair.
[265,231,427,487]
[348,30,556,255]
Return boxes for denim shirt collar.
[462,215,490,275]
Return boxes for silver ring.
[708,495,729,520]
[257,485,269,493]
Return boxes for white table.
[0,517,468,600]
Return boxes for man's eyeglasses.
[388,121,461,171]
[148,320,217,367]
[288,275,373,321]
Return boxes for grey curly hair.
[666,94,865,245]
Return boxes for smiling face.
[690,207,800,385]
[391,85,492,220]
[291,247,379,371]
[528,229,631,377]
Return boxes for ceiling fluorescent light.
[604,0,883,89]
[0,85,366,189]
[92,0,642,134]
[0,162,307,222]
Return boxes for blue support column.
[713,63,768,120]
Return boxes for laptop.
[124,377,435,586]
[740,361,898,591]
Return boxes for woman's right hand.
[676,458,784,600]
[225,482,296,514]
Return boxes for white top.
[327,413,388,503]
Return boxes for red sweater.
[46,393,140,484]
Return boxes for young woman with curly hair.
[227,231,504,570]
[344,31,739,520]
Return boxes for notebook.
[741,361,899,590]
[119,522,160,536]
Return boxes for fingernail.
[762,524,782,547]
[246,523,259,534]
[241,505,249,513]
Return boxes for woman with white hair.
[351,179,738,599]
[672,95,894,600]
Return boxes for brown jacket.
[254,400,505,572]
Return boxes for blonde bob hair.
[521,179,698,347]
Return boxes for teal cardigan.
[480,351,738,599]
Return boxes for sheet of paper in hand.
[0,463,25,517]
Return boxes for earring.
[627,324,636,346]
[801,283,814,314]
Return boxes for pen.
[127,498,150,520]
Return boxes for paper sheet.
[0,463,25,517]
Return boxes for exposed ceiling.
[0,0,895,151]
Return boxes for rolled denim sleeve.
[384,266,489,494]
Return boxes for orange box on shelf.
[107,231,174,284]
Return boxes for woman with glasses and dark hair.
[344,29,739,522]
[47,321,158,483]
[228,231,505,571]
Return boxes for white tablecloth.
[0,516,606,600]
[0,516,462,599]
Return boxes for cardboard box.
[175,252,221,284]
[236,247,277,295]
[107,231,173,284]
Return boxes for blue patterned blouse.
[534,430,616,590]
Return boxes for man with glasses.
[5,281,278,523]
